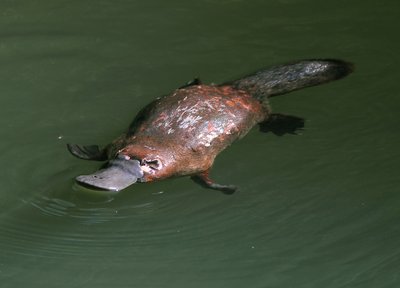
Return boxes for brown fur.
[106,85,268,182]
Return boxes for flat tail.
[223,59,354,100]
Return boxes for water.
[1,0,400,287]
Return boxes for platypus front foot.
[67,144,107,161]
[191,170,237,195]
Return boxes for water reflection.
[1,0,400,286]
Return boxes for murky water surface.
[1,1,399,287]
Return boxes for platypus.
[68,59,353,194]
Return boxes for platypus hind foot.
[179,78,202,89]
[259,113,305,136]
[191,171,237,195]
[67,144,107,161]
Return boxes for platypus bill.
[68,59,353,194]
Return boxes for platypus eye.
[141,159,161,170]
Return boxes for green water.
[1,1,399,287]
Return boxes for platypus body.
[68,59,353,193]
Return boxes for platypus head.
[118,143,176,182]
[75,144,176,191]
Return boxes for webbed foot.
[179,78,202,89]
[67,144,107,161]
[259,113,305,136]
[191,170,237,195]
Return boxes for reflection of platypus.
[68,59,353,194]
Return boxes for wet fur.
[68,59,353,193]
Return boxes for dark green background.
[1,1,399,287]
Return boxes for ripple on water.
[2,176,259,261]
[26,185,159,225]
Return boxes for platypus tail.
[223,59,353,100]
